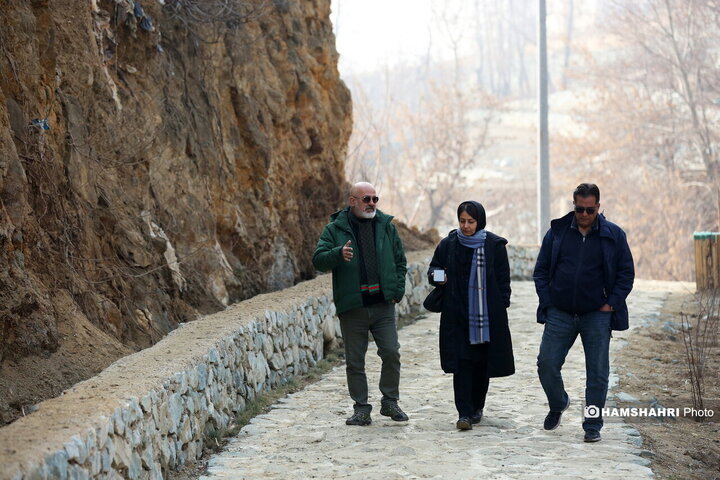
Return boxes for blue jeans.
[537,307,611,431]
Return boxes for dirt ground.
[614,290,720,480]
[0,291,133,424]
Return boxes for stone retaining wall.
[508,244,540,281]
[0,247,538,480]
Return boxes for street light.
[538,0,550,243]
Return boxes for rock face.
[0,0,351,366]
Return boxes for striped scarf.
[457,229,490,344]
[356,219,380,295]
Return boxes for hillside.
[0,0,352,424]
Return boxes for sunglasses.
[353,195,379,204]
[574,206,597,214]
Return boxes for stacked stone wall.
[508,244,540,280]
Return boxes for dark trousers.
[453,353,490,418]
[537,306,611,431]
[338,302,400,412]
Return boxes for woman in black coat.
[427,201,515,430]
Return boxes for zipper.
[572,233,586,311]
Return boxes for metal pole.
[538,0,550,243]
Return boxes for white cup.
[433,270,446,282]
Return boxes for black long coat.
[428,230,515,377]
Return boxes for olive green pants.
[338,302,401,412]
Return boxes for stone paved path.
[201,281,672,479]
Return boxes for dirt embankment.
[614,287,720,480]
[0,0,353,424]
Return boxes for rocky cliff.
[0,0,352,422]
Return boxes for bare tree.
[681,288,720,419]
[397,82,495,229]
[471,0,534,97]
[341,1,499,230]
[561,0,575,89]
[546,0,720,280]
[612,0,720,213]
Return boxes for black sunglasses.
[353,195,379,204]
[575,206,597,214]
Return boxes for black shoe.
[346,410,372,426]
[544,396,571,430]
[380,400,409,422]
[456,417,473,430]
[584,430,601,442]
[470,409,483,425]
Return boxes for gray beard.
[357,209,376,219]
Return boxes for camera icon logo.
[584,405,600,418]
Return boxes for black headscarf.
[457,201,487,231]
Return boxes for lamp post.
[538,0,550,243]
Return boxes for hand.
[342,240,353,262]
[599,303,613,312]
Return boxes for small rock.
[639,450,656,459]
[616,392,640,403]
[113,438,133,468]
[306,432,326,443]
[64,434,88,464]
[661,322,678,334]
[67,464,90,480]
[630,456,651,466]
[44,450,69,479]
[128,450,143,479]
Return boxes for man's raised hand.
[342,240,353,262]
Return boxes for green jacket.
[312,207,407,314]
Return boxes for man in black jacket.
[533,183,634,443]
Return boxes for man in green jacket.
[313,182,409,426]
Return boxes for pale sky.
[330,0,605,76]
[330,0,476,74]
